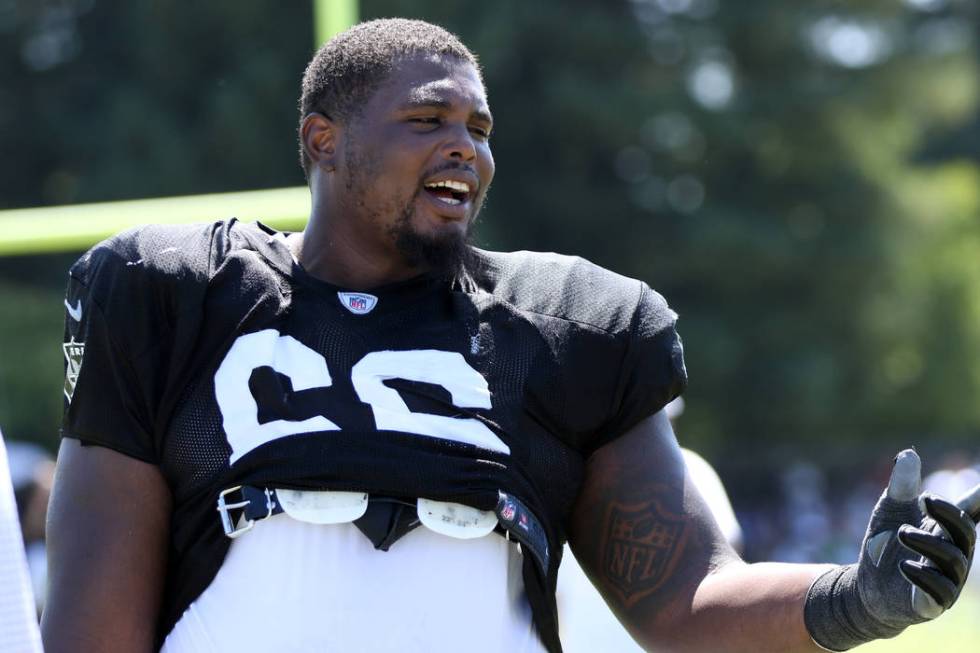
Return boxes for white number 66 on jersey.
[214,329,508,465]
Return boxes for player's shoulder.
[69,219,265,296]
[466,248,673,335]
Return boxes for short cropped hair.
[298,18,480,176]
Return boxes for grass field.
[859,587,980,652]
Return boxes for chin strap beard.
[390,216,473,276]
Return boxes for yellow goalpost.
[0,0,358,256]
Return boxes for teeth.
[435,196,462,205]
[424,179,471,194]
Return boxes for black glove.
[901,493,976,617]
[804,449,978,651]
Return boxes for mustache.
[420,162,480,186]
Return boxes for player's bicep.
[567,410,739,647]
[42,438,171,653]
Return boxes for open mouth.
[423,179,472,206]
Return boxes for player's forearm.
[636,560,833,653]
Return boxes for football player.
[43,19,977,653]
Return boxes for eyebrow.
[397,97,493,125]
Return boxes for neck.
[293,206,426,291]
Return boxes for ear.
[301,112,339,172]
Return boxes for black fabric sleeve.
[60,243,166,464]
[59,222,230,462]
[590,283,688,453]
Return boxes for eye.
[469,125,492,140]
[409,116,441,127]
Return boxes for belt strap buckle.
[216,485,255,538]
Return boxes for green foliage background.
[1,0,978,476]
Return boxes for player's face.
[338,55,494,273]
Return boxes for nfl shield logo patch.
[337,291,378,315]
[63,338,85,402]
[499,498,517,522]
[602,498,688,606]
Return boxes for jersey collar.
[249,221,453,316]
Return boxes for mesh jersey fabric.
[60,219,687,651]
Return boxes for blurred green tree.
[0,0,977,470]
[365,0,980,465]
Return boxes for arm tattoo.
[599,493,691,607]
[570,413,732,621]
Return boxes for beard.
[387,196,475,278]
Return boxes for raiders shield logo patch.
[602,498,689,606]
[63,338,85,402]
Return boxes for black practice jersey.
[61,220,686,650]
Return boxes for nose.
[441,123,477,162]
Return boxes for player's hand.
[860,449,975,622]
[804,449,979,651]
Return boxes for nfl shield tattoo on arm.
[599,493,691,607]
[570,411,736,631]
